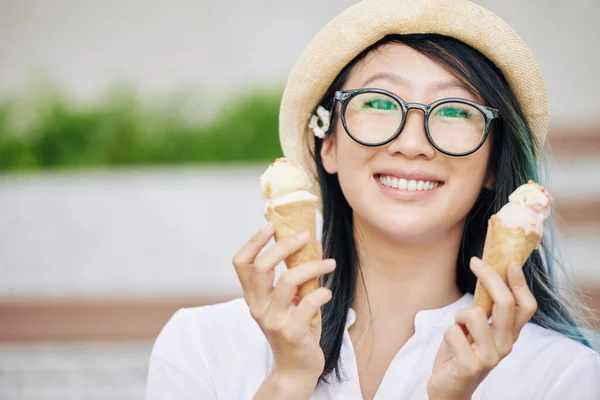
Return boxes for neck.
[351,214,464,328]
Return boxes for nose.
[386,107,436,158]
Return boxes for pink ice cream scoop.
[496,180,553,236]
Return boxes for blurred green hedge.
[0,86,284,172]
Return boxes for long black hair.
[304,34,599,382]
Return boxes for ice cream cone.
[473,215,542,318]
[266,198,321,322]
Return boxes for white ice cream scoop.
[260,157,311,200]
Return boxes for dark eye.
[362,98,398,111]
[435,106,471,118]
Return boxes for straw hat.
[279,0,548,199]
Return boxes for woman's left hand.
[426,257,538,400]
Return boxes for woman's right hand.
[232,222,336,383]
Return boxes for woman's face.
[321,43,494,243]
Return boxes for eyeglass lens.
[344,92,486,154]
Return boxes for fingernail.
[470,257,484,269]
[297,232,310,241]
[261,222,274,233]
[324,259,336,269]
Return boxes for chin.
[355,208,433,243]
[363,198,468,240]
[382,221,437,243]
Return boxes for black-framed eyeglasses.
[333,88,500,157]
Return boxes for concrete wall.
[0,161,599,300]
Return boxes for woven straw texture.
[279,0,548,199]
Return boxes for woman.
[146,1,600,399]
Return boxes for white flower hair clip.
[308,105,331,139]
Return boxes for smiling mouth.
[375,174,444,191]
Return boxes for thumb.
[507,262,526,289]
[507,262,538,328]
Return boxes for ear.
[320,134,338,174]
[483,168,494,190]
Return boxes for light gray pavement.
[0,343,151,400]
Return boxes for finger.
[443,324,478,374]
[456,307,500,369]
[507,262,538,331]
[251,232,311,304]
[470,257,516,338]
[232,223,275,285]
[270,259,336,316]
[316,240,323,260]
[291,287,333,329]
[254,232,311,272]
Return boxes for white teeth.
[399,178,408,190]
[378,175,440,191]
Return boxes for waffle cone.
[473,215,542,318]
[265,198,320,322]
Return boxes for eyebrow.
[361,72,410,88]
[360,72,475,95]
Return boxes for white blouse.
[145,293,600,399]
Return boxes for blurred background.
[0,0,599,398]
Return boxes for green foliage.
[0,87,284,172]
